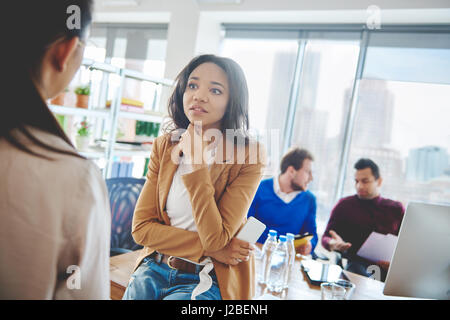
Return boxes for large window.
[221,25,450,233]
[290,39,360,231]
[221,38,299,174]
[343,31,450,208]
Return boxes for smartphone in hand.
[236,217,266,244]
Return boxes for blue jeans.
[122,255,222,300]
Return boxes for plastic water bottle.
[284,233,297,288]
[259,230,278,284]
[267,235,289,293]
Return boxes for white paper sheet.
[356,232,398,262]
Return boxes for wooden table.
[110,250,142,300]
[255,258,410,300]
[110,249,413,300]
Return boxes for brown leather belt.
[153,252,200,273]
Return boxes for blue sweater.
[247,178,318,250]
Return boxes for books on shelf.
[111,161,134,178]
[95,139,152,151]
[106,97,145,113]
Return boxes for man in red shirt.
[322,158,405,282]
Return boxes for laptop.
[383,202,450,300]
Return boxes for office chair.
[106,177,146,256]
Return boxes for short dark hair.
[280,148,314,174]
[166,54,249,137]
[354,158,380,179]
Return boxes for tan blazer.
[131,133,266,300]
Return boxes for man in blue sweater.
[248,148,318,255]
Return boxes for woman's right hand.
[205,238,254,266]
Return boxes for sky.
[389,80,450,157]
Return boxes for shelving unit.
[49,104,110,119]
[50,58,174,178]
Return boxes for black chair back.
[105,177,145,256]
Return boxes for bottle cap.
[268,230,278,236]
[286,233,295,241]
[279,235,287,242]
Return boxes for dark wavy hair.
[165,54,250,144]
[2,0,93,160]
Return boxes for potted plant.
[50,87,69,106]
[75,119,90,151]
[74,85,90,109]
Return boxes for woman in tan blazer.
[123,55,266,300]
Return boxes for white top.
[273,175,302,204]
[0,127,111,299]
[166,147,216,232]
[165,158,198,231]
